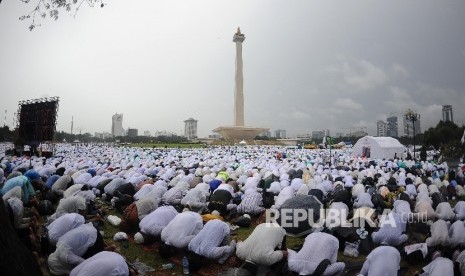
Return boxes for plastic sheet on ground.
[127,258,155,276]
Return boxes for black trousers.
[82,229,104,259]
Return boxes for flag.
[461,129,465,144]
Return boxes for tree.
[423,121,465,158]
[0,126,17,142]
[15,0,105,31]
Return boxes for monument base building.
[213,126,267,141]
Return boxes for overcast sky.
[1,0,464,138]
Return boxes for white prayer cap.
[134,232,144,244]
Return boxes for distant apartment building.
[442,105,453,123]
[311,130,325,141]
[94,132,112,140]
[154,131,176,137]
[274,129,286,139]
[111,113,124,137]
[143,131,151,137]
[352,130,368,137]
[184,118,198,140]
[377,120,387,137]
[262,130,272,138]
[386,116,398,137]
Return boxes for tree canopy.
[423,120,465,158]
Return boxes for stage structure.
[16,97,60,152]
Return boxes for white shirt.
[48,222,97,275]
[353,192,373,208]
[53,195,86,219]
[426,219,450,247]
[420,257,454,276]
[273,186,294,209]
[372,212,408,246]
[216,183,235,196]
[47,213,85,246]
[415,199,436,220]
[138,185,167,201]
[135,196,160,220]
[236,223,286,266]
[104,178,124,195]
[133,184,154,201]
[74,173,92,185]
[140,205,178,236]
[87,176,106,188]
[288,232,345,276]
[161,182,189,205]
[393,200,411,216]
[237,189,264,215]
[52,175,72,194]
[181,188,207,208]
[188,219,234,263]
[161,211,203,248]
[360,246,400,276]
[63,184,84,198]
[7,197,24,228]
[449,220,465,247]
[70,251,129,276]
[455,201,465,220]
[436,202,455,221]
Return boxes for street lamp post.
[405,109,420,161]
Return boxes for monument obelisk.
[213,28,268,141]
[234,27,245,127]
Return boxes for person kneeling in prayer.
[188,219,236,264]
[236,223,287,267]
[359,246,400,276]
[288,232,345,275]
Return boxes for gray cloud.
[0,0,464,138]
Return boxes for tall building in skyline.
[184,118,198,140]
[111,113,124,137]
[377,120,387,137]
[386,116,398,137]
[274,129,286,139]
[403,116,421,137]
[442,105,453,123]
[311,130,325,141]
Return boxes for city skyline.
[1,1,465,137]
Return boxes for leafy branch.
[17,0,105,31]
